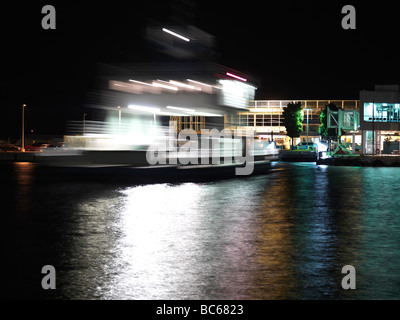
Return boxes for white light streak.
[193,111,223,117]
[169,80,196,90]
[226,72,247,82]
[158,111,185,116]
[187,79,213,87]
[129,79,153,86]
[128,105,161,113]
[166,106,195,113]
[152,81,178,91]
[162,28,190,42]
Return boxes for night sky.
[1,0,399,138]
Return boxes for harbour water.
[2,162,400,299]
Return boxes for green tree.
[282,102,303,149]
[319,103,339,138]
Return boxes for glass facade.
[237,113,283,130]
[363,103,400,122]
[364,130,376,154]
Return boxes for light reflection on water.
[90,182,266,300]
[2,162,400,299]
[13,162,35,213]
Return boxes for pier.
[0,151,38,162]
[279,150,318,162]
[317,155,400,167]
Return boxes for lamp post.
[117,106,121,133]
[22,104,26,152]
[372,102,375,156]
[83,113,87,135]
[304,108,312,148]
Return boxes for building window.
[256,114,263,126]
[364,130,376,154]
[248,114,254,126]
[364,103,400,122]
[239,114,247,126]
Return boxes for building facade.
[230,100,360,149]
[359,85,400,154]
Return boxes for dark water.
[1,162,400,299]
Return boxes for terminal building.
[230,99,360,150]
[241,85,400,155]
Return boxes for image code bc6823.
[200,304,244,315]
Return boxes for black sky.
[1,0,399,137]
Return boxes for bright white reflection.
[317,142,328,152]
[110,183,203,299]
[68,180,263,299]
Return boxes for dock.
[317,155,400,167]
[0,152,38,162]
[279,150,318,162]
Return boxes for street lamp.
[83,113,87,135]
[304,108,312,148]
[21,104,26,152]
[117,106,121,133]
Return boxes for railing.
[249,100,359,111]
